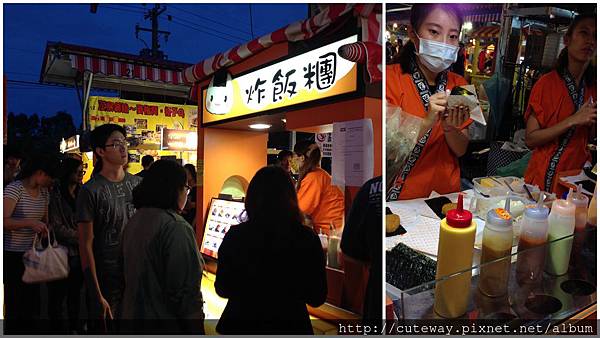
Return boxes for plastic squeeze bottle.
[570,184,589,266]
[434,194,476,318]
[587,185,597,228]
[545,190,576,276]
[571,184,590,232]
[478,198,513,297]
[516,193,549,286]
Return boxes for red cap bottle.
[446,194,473,228]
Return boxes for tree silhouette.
[7,111,76,156]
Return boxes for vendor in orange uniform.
[387,4,471,201]
[293,141,344,235]
[524,14,597,194]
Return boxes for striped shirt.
[4,180,49,252]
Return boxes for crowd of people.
[3,121,379,334]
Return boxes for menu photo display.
[200,198,246,259]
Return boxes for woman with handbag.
[3,154,58,333]
[47,157,85,333]
[524,14,597,194]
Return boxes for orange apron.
[524,70,596,194]
[386,63,471,200]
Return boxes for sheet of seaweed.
[386,242,437,291]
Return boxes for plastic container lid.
[486,207,512,228]
[524,205,550,220]
[446,194,473,228]
[570,190,589,208]
[551,199,576,217]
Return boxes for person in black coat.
[215,166,327,334]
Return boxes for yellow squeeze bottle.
[434,194,477,318]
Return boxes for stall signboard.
[161,129,198,151]
[88,96,198,149]
[60,135,80,153]
[202,35,358,124]
[315,133,332,158]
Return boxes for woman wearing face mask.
[387,4,471,200]
[524,14,596,195]
[293,140,344,235]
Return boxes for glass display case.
[387,227,596,322]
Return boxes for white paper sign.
[332,119,374,187]
[315,133,332,158]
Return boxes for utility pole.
[136,4,171,60]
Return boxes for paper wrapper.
[447,84,487,125]
[386,103,422,189]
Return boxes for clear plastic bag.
[386,103,423,189]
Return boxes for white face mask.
[415,33,459,73]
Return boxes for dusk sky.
[3,3,308,127]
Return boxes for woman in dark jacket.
[121,160,204,334]
[215,166,327,334]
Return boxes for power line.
[5,71,40,77]
[5,48,42,55]
[6,79,74,89]
[101,5,146,15]
[168,18,245,45]
[170,15,248,43]
[169,5,252,39]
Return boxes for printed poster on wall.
[315,133,332,158]
[332,118,374,187]
[88,96,198,149]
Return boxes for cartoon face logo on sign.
[206,71,233,115]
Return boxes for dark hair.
[555,14,596,86]
[132,160,187,210]
[184,163,197,183]
[141,155,154,168]
[90,124,127,175]
[16,153,59,180]
[4,146,23,160]
[277,150,293,162]
[293,140,322,188]
[245,166,303,228]
[58,157,83,208]
[396,4,464,73]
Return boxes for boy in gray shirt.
[76,124,142,331]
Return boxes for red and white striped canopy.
[42,42,191,86]
[183,4,381,85]
[69,55,185,85]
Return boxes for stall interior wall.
[199,128,268,238]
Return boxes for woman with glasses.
[181,164,197,230]
[3,154,59,333]
[47,157,85,333]
[121,160,205,334]
[386,4,471,200]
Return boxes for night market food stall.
[183,4,382,334]
[40,41,197,175]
